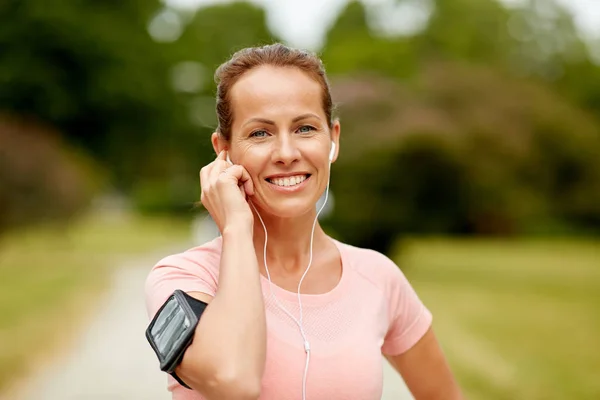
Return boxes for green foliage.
[0,1,280,229]
[319,0,600,252]
[327,61,600,252]
[419,0,516,64]
[131,176,199,215]
[0,0,190,185]
[176,2,278,70]
[330,131,470,254]
[322,1,417,78]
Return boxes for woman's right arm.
[176,224,266,399]
[174,151,266,399]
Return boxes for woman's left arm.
[386,326,463,400]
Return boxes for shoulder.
[151,236,223,275]
[144,236,223,318]
[334,239,405,292]
[336,240,432,354]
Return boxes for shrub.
[0,115,102,235]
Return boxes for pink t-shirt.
[145,236,432,400]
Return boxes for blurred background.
[1,0,599,399]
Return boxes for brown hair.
[214,43,334,140]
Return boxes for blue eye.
[297,125,315,134]
[250,130,268,138]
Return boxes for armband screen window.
[146,290,206,374]
[152,296,192,363]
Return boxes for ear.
[211,131,228,155]
[330,119,341,163]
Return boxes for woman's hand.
[200,150,255,232]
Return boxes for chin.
[252,197,318,220]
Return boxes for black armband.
[146,289,208,389]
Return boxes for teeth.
[269,175,307,187]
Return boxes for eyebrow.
[242,113,320,127]
[292,113,320,123]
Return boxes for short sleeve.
[144,241,221,320]
[380,255,432,356]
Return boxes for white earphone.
[224,141,334,400]
[329,141,336,162]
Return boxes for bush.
[329,131,470,254]
[326,62,600,253]
[130,175,200,216]
[0,115,102,235]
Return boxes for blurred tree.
[421,0,600,118]
[417,0,515,65]
[329,129,470,254]
[175,2,277,71]
[322,1,418,79]
[0,1,279,224]
[327,61,600,253]
[326,0,600,118]
[320,0,600,253]
[0,0,192,188]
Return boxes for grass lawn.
[393,238,600,400]
[0,212,192,393]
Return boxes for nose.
[272,135,300,165]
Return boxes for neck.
[250,205,328,276]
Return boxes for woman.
[145,43,462,400]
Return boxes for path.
[12,252,177,400]
[12,217,413,399]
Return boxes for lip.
[265,174,311,193]
[264,171,311,180]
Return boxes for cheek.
[238,157,265,184]
[233,144,262,171]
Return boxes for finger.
[242,173,254,196]
[216,150,226,161]
[218,165,244,186]
[199,166,210,191]
[209,160,230,184]
[217,164,239,183]
[229,165,254,196]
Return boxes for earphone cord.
[249,161,332,400]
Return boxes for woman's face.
[216,65,340,219]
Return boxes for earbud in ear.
[329,142,336,162]
[226,152,232,165]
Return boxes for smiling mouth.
[266,174,310,187]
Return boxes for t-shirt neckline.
[258,236,350,306]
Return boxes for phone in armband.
[146,290,208,389]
